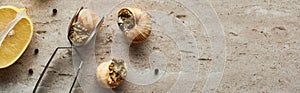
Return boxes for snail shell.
[117,7,152,43]
[78,9,100,31]
[68,9,100,45]
[96,58,127,88]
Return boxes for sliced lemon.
[0,6,34,68]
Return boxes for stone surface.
[0,0,299,93]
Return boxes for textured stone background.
[0,0,299,93]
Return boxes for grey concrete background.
[0,0,299,93]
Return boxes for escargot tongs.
[33,7,104,93]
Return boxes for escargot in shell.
[117,7,152,43]
[68,8,100,45]
[96,58,127,88]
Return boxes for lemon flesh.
[0,6,34,68]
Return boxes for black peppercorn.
[34,49,39,54]
[28,68,33,75]
[52,9,57,15]
[154,69,159,75]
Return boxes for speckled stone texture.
[0,0,299,93]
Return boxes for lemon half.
[0,6,34,68]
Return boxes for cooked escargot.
[68,8,100,45]
[96,58,127,88]
[117,7,152,43]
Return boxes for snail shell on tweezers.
[117,7,152,43]
[78,9,100,31]
[68,9,100,45]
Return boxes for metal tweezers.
[33,7,104,93]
